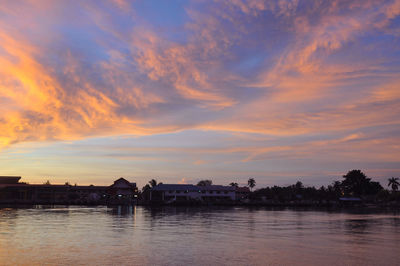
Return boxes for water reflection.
[0,206,399,265]
[345,219,371,234]
[108,205,136,216]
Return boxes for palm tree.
[248,178,256,191]
[229,182,239,187]
[388,177,399,192]
[149,179,158,188]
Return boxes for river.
[0,206,399,265]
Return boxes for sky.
[0,0,399,189]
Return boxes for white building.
[150,184,236,203]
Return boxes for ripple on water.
[0,206,399,265]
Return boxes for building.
[0,176,137,205]
[0,176,21,184]
[150,184,200,203]
[199,185,236,202]
[149,184,236,204]
[106,178,138,204]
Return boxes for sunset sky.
[0,0,399,188]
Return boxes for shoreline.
[1,202,399,211]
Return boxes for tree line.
[251,170,399,203]
[141,170,400,203]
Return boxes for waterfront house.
[199,185,236,202]
[149,184,236,204]
[150,184,200,203]
[107,177,138,204]
[0,176,137,205]
[0,176,21,184]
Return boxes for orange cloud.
[0,30,167,148]
[132,30,236,109]
[0,0,399,162]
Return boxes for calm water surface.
[0,206,399,265]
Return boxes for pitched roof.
[0,176,21,184]
[109,178,136,188]
[152,184,199,191]
[199,185,235,191]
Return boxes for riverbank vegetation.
[142,170,400,206]
[249,170,400,206]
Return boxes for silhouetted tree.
[388,177,400,192]
[365,181,383,195]
[341,170,369,196]
[248,178,256,191]
[341,170,382,196]
[229,182,239,187]
[197,180,212,186]
[332,181,342,194]
[149,179,158,188]
[325,181,344,199]
[140,184,152,202]
[44,180,51,185]
[249,173,387,204]
[294,181,304,193]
